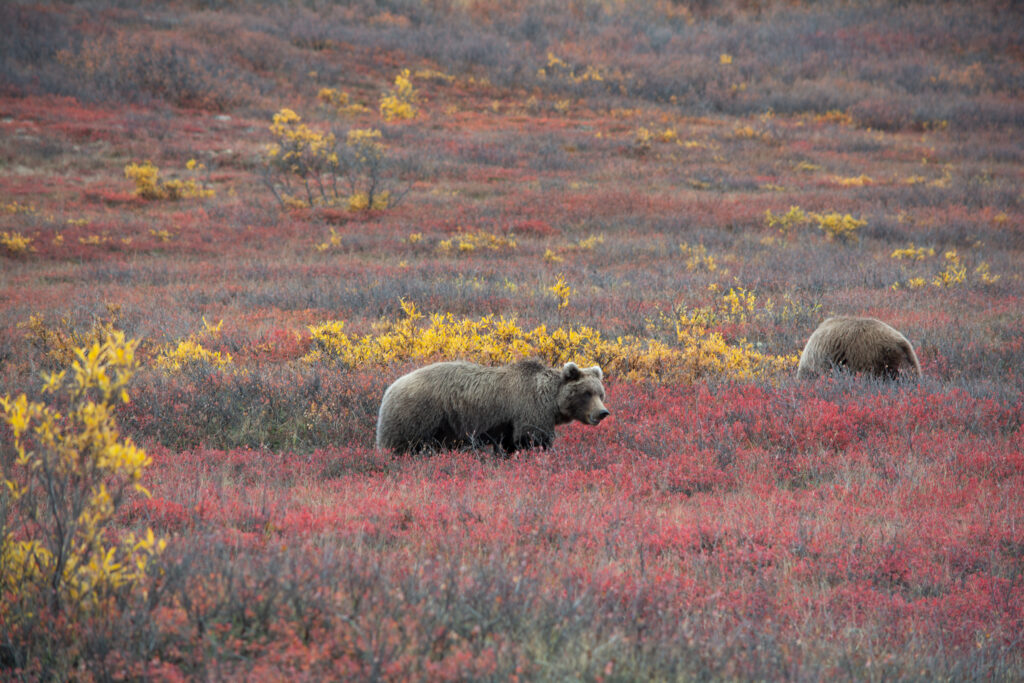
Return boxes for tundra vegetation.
[1,0,1022,679]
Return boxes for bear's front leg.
[514,425,554,451]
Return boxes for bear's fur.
[376,360,609,454]
[797,316,922,380]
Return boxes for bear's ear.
[587,365,603,380]
[561,362,581,382]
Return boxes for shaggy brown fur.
[376,360,609,454]
[797,316,922,380]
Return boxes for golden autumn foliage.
[379,69,417,121]
[22,305,124,368]
[764,205,865,242]
[154,317,234,373]
[1,230,34,255]
[438,230,518,254]
[1,331,164,619]
[302,300,796,383]
[125,160,214,200]
[891,243,936,260]
[264,109,402,210]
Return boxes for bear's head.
[557,362,610,426]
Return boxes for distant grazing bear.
[797,316,922,380]
[376,360,610,454]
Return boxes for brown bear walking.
[376,360,610,454]
[797,316,922,380]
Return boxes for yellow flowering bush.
[1,230,34,255]
[263,109,406,210]
[721,287,759,322]
[317,87,370,117]
[155,339,234,373]
[536,52,609,86]
[379,69,417,121]
[154,317,234,373]
[3,201,37,215]
[776,293,823,325]
[679,242,717,272]
[303,300,796,384]
[544,248,564,263]
[891,243,935,260]
[22,305,124,368]
[974,262,1000,284]
[815,110,855,126]
[672,286,768,334]
[764,206,865,242]
[125,160,213,200]
[0,331,164,621]
[124,161,162,199]
[343,128,393,210]
[549,275,573,309]
[932,250,967,287]
[315,226,344,252]
[895,249,998,289]
[438,230,518,254]
[764,206,807,234]
[812,211,865,242]
[263,108,337,207]
[832,174,874,187]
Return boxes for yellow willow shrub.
[576,234,605,250]
[932,250,967,287]
[777,293,823,325]
[721,287,762,322]
[1,332,165,619]
[548,275,573,309]
[317,87,370,117]
[537,52,611,86]
[672,286,770,335]
[832,174,874,186]
[1,230,34,255]
[303,302,796,383]
[765,206,864,242]
[315,227,344,252]
[264,110,405,210]
[155,339,234,372]
[154,318,233,373]
[22,305,124,368]
[764,206,807,235]
[543,248,564,263]
[437,230,517,254]
[124,161,162,199]
[891,243,936,260]
[810,211,865,243]
[974,262,1001,284]
[379,69,417,121]
[3,201,37,215]
[633,127,653,154]
[679,242,716,272]
[124,160,213,200]
[675,328,796,381]
[263,108,338,207]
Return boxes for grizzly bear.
[797,316,922,380]
[375,360,610,454]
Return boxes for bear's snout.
[591,408,610,424]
